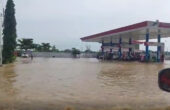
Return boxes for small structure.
[81,21,170,62]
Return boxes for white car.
[21,53,29,58]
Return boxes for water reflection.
[97,61,169,108]
[0,63,18,110]
[98,62,164,87]
[0,64,18,96]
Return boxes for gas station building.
[81,21,170,62]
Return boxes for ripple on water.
[0,58,169,109]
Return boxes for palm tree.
[72,48,80,58]
[18,38,34,51]
[41,43,51,52]
[51,45,59,52]
[33,44,42,52]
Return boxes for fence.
[32,52,97,58]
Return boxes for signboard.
[103,44,135,49]
[102,46,119,52]
[132,40,164,47]
[158,68,170,92]
[144,42,164,46]
[132,40,144,44]
[121,44,135,49]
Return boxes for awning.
[81,21,170,43]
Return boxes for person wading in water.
[31,54,33,60]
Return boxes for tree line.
[16,38,96,55]
[17,38,59,52]
[17,38,83,57]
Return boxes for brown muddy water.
[0,58,170,110]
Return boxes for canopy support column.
[110,38,113,52]
[101,40,104,54]
[157,31,161,62]
[145,30,150,61]
[129,38,132,57]
[119,37,122,59]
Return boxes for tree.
[33,44,42,52]
[84,45,92,53]
[64,49,72,53]
[18,39,34,51]
[51,45,59,52]
[2,0,17,64]
[41,43,51,52]
[33,43,58,52]
[72,48,80,58]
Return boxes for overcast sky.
[2,0,170,51]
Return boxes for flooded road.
[0,58,170,110]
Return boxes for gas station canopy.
[81,21,170,43]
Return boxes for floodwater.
[0,58,170,110]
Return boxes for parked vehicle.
[21,53,29,58]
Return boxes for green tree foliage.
[64,49,72,53]
[41,43,51,52]
[18,39,34,51]
[84,45,92,53]
[51,45,59,52]
[33,44,42,52]
[72,48,80,58]
[32,42,59,52]
[2,0,17,64]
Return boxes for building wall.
[32,52,73,58]
[32,52,97,58]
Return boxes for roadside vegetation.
[2,0,17,64]
[16,38,97,58]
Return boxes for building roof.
[81,21,170,43]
